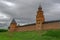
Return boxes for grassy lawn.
[0,30,60,40]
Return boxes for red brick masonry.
[16,21,60,31]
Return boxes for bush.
[0,29,8,32]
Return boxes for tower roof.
[11,18,16,24]
[38,4,42,9]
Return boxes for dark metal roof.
[11,19,16,24]
[43,20,60,24]
[38,4,42,9]
[18,20,60,27]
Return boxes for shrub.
[0,29,8,32]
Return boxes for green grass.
[0,30,60,40]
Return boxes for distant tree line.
[0,29,8,32]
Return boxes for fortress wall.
[16,22,60,31]
[16,25,36,31]
[43,22,60,30]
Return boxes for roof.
[44,20,60,24]
[18,23,36,27]
[18,20,60,27]
[38,4,42,9]
[11,19,16,24]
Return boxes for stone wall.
[16,22,60,31]
[43,22,60,30]
[16,24,36,31]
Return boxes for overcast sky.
[0,0,60,29]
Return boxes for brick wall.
[43,22,60,30]
[16,25,36,31]
[16,22,60,31]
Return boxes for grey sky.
[0,0,60,29]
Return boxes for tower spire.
[11,18,16,24]
[38,4,42,10]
